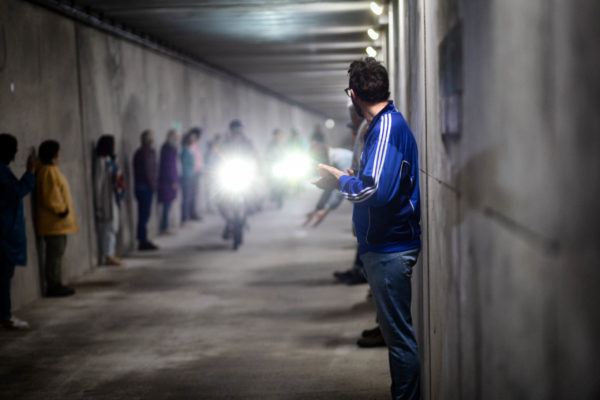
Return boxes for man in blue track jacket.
[315,58,421,400]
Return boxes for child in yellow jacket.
[36,140,77,297]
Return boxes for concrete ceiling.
[69,0,386,123]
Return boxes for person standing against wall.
[93,135,124,266]
[158,129,179,234]
[188,127,204,221]
[133,130,159,251]
[180,132,196,225]
[0,134,36,329]
[315,58,422,400]
[36,140,78,297]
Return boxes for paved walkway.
[0,193,389,399]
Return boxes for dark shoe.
[46,285,75,297]
[361,326,382,338]
[357,332,386,348]
[344,270,368,285]
[333,270,354,283]
[138,241,159,251]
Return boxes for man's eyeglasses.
[344,87,352,98]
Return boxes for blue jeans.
[160,201,172,232]
[181,176,195,222]
[135,184,154,242]
[0,252,15,320]
[361,248,421,400]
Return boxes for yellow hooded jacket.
[35,163,78,236]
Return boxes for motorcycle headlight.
[218,158,256,193]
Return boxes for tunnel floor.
[0,192,389,399]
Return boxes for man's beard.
[352,97,364,118]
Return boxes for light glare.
[325,119,335,129]
[218,158,255,193]
[366,46,377,57]
[370,2,383,16]
[367,28,380,40]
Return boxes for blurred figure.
[204,134,222,213]
[133,130,159,251]
[304,131,353,228]
[286,128,308,153]
[265,128,286,208]
[93,135,124,266]
[36,140,77,297]
[0,133,35,329]
[158,129,179,234]
[218,120,259,249]
[188,127,204,221]
[180,132,196,224]
[332,105,370,287]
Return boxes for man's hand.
[312,164,346,190]
[311,176,337,190]
[26,154,36,173]
[317,164,345,180]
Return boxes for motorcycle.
[216,156,258,250]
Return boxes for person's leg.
[160,201,171,232]
[181,178,190,222]
[135,187,144,241]
[190,172,199,219]
[361,249,421,400]
[44,235,67,289]
[138,188,153,243]
[102,221,116,259]
[0,254,16,321]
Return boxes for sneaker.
[361,326,382,338]
[1,316,30,330]
[138,241,159,251]
[46,285,75,297]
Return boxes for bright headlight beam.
[367,28,379,40]
[218,158,255,193]
[370,2,383,16]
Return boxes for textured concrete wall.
[1,0,324,310]
[395,0,600,398]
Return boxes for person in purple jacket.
[133,130,159,251]
[158,129,179,234]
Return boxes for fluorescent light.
[370,2,383,16]
[325,119,335,129]
[367,28,380,40]
[366,46,377,57]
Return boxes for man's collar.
[367,100,396,134]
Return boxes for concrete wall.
[392,0,600,398]
[0,0,324,310]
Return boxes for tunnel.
[1,0,599,399]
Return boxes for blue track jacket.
[338,101,421,254]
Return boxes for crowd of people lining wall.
[0,0,327,313]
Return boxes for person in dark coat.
[133,130,159,251]
[158,129,179,233]
[0,133,35,330]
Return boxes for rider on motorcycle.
[217,120,259,248]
